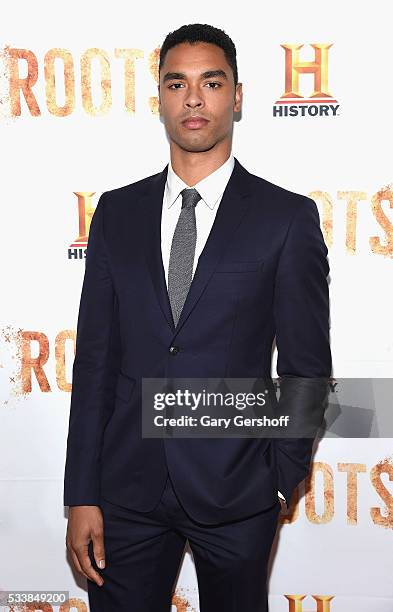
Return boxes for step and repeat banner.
[1,2,392,611]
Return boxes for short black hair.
[159,23,238,86]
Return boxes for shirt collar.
[166,153,235,210]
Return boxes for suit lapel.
[140,157,254,338]
[140,165,175,332]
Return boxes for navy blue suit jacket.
[63,157,332,524]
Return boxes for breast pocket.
[214,261,264,273]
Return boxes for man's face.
[158,42,242,153]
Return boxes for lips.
[181,116,209,129]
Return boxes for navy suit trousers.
[87,472,281,612]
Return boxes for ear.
[234,82,242,113]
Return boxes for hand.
[66,506,106,586]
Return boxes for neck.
[169,142,232,186]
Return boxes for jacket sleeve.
[272,196,332,508]
[63,192,120,506]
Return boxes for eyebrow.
[162,69,228,83]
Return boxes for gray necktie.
[168,187,201,327]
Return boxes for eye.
[167,81,222,90]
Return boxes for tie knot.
[181,188,201,209]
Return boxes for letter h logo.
[280,44,333,99]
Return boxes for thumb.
[92,533,106,569]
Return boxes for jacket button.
[169,345,180,355]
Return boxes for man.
[64,23,331,611]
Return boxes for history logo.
[68,192,96,260]
[273,44,339,118]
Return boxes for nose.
[183,84,204,110]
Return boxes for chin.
[177,138,217,154]
[183,145,215,153]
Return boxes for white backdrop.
[1,1,392,610]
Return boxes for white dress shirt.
[160,153,286,505]
[161,153,235,284]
